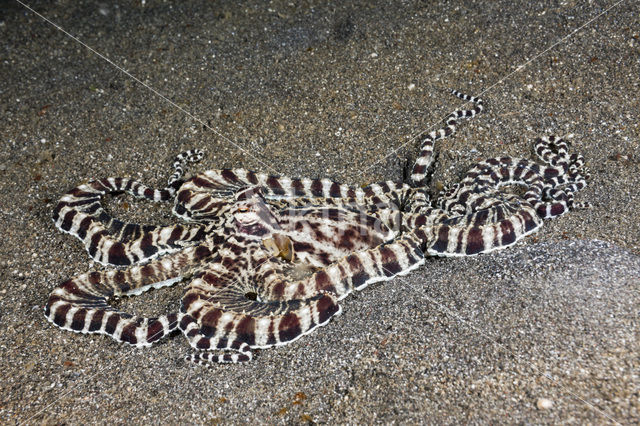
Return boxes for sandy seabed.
[1,1,638,423]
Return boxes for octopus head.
[232,186,280,238]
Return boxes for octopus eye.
[238,206,249,213]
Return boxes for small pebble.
[536,397,553,410]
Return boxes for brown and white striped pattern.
[180,234,424,363]
[410,90,484,185]
[45,91,589,364]
[53,177,207,265]
[44,244,213,346]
